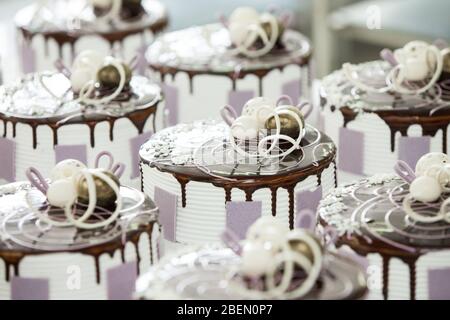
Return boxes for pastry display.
[0,50,162,186]
[318,152,450,300]
[140,96,336,252]
[15,0,168,72]
[146,7,312,125]
[320,40,450,182]
[135,216,367,300]
[0,152,157,299]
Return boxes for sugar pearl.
[415,152,449,176]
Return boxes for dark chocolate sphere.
[97,63,132,89]
[261,20,284,43]
[265,106,305,139]
[288,231,322,263]
[443,51,450,73]
[76,170,120,210]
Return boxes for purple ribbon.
[380,49,398,67]
[26,167,49,195]
[54,59,72,78]
[394,160,416,184]
[221,229,242,256]
[221,104,238,126]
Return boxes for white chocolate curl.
[228,7,280,58]
[234,216,323,299]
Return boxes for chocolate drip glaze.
[0,95,159,150]
[175,177,189,208]
[270,187,278,216]
[16,0,168,61]
[0,224,155,285]
[324,90,450,153]
[382,255,390,300]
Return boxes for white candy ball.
[242,97,275,128]
[51,159,87,181]
[246,216,288,249]
[240,242,275,277]
[46,179,77,208]
[415,153,449,176]
[229,7,260,26]
[231,115,259,140]
[72,50,105,72]
[410,175,442,203]
[229,22,251,46]
[70,67,93,93]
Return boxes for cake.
[0,50,162,186]
[318,152,450,300]
[139,96,336,252]
[319,40,450,183]
[15,0,168,73]
[135,216,367,300]
[146,7,312,126]
[0,152,157,299]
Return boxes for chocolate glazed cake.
[320,41,450,183]
[15,0,168,72]
[146,22,312,124]
[0,70,162,186]
[318,163,450,300]
[0,179,157,299]
[140,120,336,251]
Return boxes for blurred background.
[0,0,449,82]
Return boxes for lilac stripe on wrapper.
[11,277,49,300]
[0,137,15,182]
[282,79,301,106]
[338,127,365,175]
[295,187,322,230]
[228,90,254,115]
[398,136,430,169]
[20,42,36,73]
[428,268,450,299]
[107,261,137,300]
[226,201,262,240]
[129,131,153,179]
[161,84,179,127]
[55,144,87,165]
[154,187,177,242]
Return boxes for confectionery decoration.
[221,216,323,299]
[343,40,450,95]
[395,153,450,223]
[221,95,311,159]
[224,7,288,58]
[25,151,125,229]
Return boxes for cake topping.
[395,153,450,223]
[25,151,125,229]
[222,216,323,299]
[343,40,450,95]
[222,95,311,159]
[225,7,287,58]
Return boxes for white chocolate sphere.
[246,215,288,249]
[241,97,275,128]
[51,159,87,181]
[47,179,77,208]
[231,115,259,140]
[229,7,260,26]
[410,175,442,203]
[240,242,275,277]
[229,22,251,46]
[415,153,449,176]
[72,50,105,72]
[70,67,94,93]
